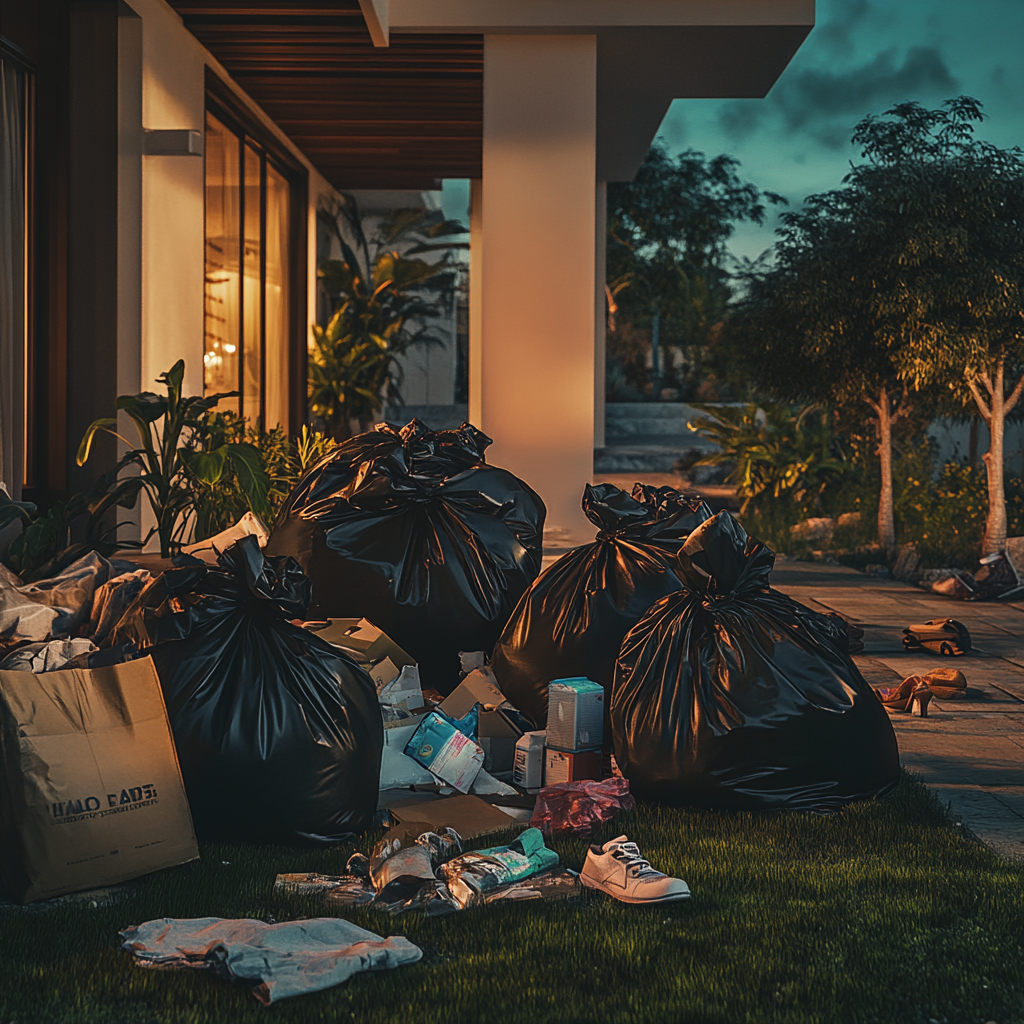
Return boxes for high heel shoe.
[877,676,918,711]
[910,682,933,717]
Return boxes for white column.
[478,34,597,543]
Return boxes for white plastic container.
[512,730,546,791]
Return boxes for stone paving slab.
[772,559,1024,860]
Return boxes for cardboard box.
[546,678,604,752]
[385,793,517,841]
[0,658,199,903]
[316,619,423,709]
[544,748,602,785]
[404,712,485,793]
[439,669,524,775]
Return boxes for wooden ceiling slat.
[168,0,483,186]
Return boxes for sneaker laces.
[609,842,663,880]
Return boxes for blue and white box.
[545,678,604,752]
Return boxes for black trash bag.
[611,512,899,812]
[491,482,712,727]
[266,420,546,694]
[110,536,382,844]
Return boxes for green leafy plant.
[77,361,270,558]
[310,196,466,437]
[0,474,127,582]
[296,425,339,473]
[686,403,849,516]
[188,412,297,541]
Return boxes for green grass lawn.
[2,771,1022,1024]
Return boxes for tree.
[737,186,918,550]
[847,98,1024,555]
[739,97,1024,554]
[310,195,466,438]
[607,143,784,398]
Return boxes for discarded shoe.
[877,677,917,711]
[902,619,971,656]
[580,836,690,905]
[910,681,933,717]
[922,667,967,700]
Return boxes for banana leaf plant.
[310,195,466,437]
[686,402,849,515]
[77,361,271,558]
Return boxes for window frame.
[203,68,307,434]
[0,39,35,496]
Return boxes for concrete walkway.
[772,558,1024,860]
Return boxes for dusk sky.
[659,0,1024,263]
[440,0,1022,267]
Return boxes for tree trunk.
[872,386,897,552]
[982,362,1007,555]
[966,359,1024,557]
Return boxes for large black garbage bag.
[491,483,711,727]
[109,537,382,844]
[611,512,899,812]
[266,420,546,694]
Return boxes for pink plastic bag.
[530,778,635,837]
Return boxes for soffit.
[169,1,812,189]
[168,0,483,190]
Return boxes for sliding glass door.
[204,109,294,429]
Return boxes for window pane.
[203,112,240,413]
[264,163,290,430]
[242,144,262,419]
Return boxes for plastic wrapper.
[110,536,382,844]
[266,420,546,694]
[440,827,558,908]
[530,778,636,837]
[492,483,711,727]
[87,569,151,644]
[611,512,900,812]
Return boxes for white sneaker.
[580,836,691,904]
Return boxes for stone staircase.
[595,403,720,473]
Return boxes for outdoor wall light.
[144,129,203,157]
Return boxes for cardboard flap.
[438,668,506,720]
[386,793,517,841]
[316,618,416,669]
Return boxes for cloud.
[813,0,874,57]
[718,46,960,149]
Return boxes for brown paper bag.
[0,656,198,903]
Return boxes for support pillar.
[477,34,597,543]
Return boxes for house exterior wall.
[132,0,337,401]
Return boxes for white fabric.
[0,552,117,640]
[0,637,96,672]
[121,917,422,1005]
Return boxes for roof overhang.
[172,0,813,188]
[384,0,814,180]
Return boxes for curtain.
[264,163,290,430]
[0,58,26,497]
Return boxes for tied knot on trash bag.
[492,483,710,726]
[109,537,311,649]
[589,482,710,545]
[674,510,774,606]
[530,778,636,837]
